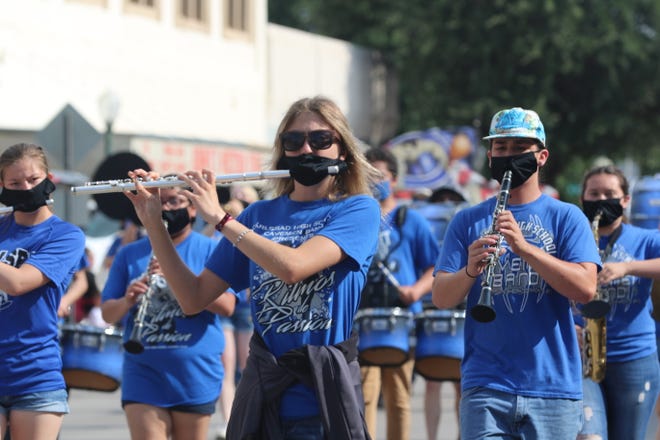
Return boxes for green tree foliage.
[269,0,660,196]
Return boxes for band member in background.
[360,147,439,440]
[101,185,236,440]
[124,96,380,439]
[58,254,89,321]
[432,107,600,439]
[577,165,660,440]
[0,143,86,440]
[423,185,467,440]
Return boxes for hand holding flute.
[124,168,227,231]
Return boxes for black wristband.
[465,266,477,279]
[215,213,233,232]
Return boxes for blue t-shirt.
[593,223,660,362]
[0,215,85,395]
[102,232,226,406]
[435,194,601,399]
[367,206,440,314]
[206,194,380,419]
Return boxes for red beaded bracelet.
[215,213,234,232]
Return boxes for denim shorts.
[122,399,216,415]
[0,389,69,416]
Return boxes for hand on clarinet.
[125,277,150,307]
[493,210,528,255]
[178,169,227,226]
[466,234,505,278]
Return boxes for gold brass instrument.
[471,169,512,323]
[581,209,608,382]
[70,168,340,195]
[581,210,611,318]
[582,315,607,382]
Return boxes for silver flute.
[0,199,54,215]
[70,167,343,195]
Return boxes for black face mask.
[161,208,191,236]
[0,178,56,212]
[490,151,539,189]
[581,199,623,227]
[277,154,348,186]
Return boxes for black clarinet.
[470,170,512,323]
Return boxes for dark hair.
[581,165,629,197]
[429,187,466,203]
[364,147,398,178]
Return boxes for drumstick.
[377,261,401,289]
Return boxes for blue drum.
[411,201,470,246]
[60,324,124,392]
[631,174,660,230]
[414,309,465,381]
[354,307,413,367]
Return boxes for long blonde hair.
[268,96,379,201]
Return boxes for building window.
[224,0,252,39]
[66,0,108,6]
[124,0,160,19]
[127,0,155,6]
[175,0,210,32]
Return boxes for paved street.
[59,377,461,440]
[59,377,658,439]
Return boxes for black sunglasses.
[280,130,338,152]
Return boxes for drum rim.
[59,323,123,336]
[355,307,413,319]
[416,309,466,319]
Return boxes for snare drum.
[59,324,124,392]
[414,309,465,381]
[354,307,413,367]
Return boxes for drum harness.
[360,206,408,310]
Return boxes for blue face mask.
[374,180,391,201]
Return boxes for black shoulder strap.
[395,205,408,228]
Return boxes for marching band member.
[577,165,660,440]
[124,96,380,439]
[432,108,600,439]
[0,143,86,440]
[360,147,439,440]
[101,185,236,440]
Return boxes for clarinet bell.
[581,299,611,319]
[471,304,496,323]
[123,339,144,354]
[471,286,496,323]
[123,321,145,354]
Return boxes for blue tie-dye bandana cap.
[483,107,546,147]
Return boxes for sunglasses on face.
[279,130,338,152]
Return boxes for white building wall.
[0,0,269,148]
[267,23,374,143]
[0,0,383,177]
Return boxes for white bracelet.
[233,229,252,247]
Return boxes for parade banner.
[382,127,478,190]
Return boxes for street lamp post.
[98,90,121,157]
